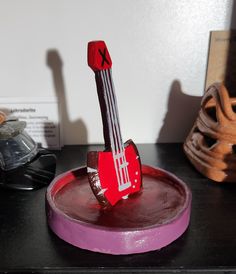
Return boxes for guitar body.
[87,140,142,207]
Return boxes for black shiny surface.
[1,144,236,273]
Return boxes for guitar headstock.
[88,41,112,71]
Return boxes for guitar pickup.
[119,161,129,169]
[113,152,125,159]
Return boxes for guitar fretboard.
[96,69,131,191]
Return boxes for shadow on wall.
[46,50,88,146]
[157,80,201,143]
[158,2,236,144]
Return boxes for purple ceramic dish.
[46,165,192,255]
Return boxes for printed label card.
[0,97,62,149]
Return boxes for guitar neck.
[95,69,123,152]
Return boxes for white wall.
[0,0,234,144]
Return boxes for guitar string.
[101,69,126,188]
[102,69,130,189]
[107,69,130,185]
[106,69,131,187]
[103,70,121,154]
[103,69,125,188]
[100,70,123,188]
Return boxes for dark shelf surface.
[1,143,236,273]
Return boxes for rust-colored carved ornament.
[184,83,236,182]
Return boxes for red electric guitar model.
[87,41,142,207]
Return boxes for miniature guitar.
[87,41,142,207]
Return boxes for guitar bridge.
[118,181,131,192]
